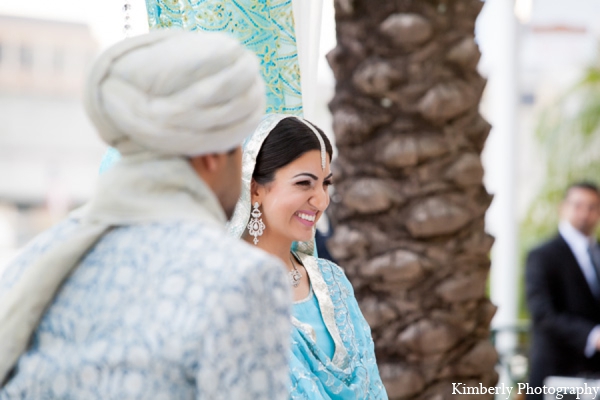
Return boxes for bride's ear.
[250,179,263,204]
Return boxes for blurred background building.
[0,15,105,268]
[513,0,600,216]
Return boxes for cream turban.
[84,29,265,156]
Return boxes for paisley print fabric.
[0,219,291,399]
[145,0,303,115]
[288,254,388,399]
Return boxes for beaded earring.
[247,202,266,245]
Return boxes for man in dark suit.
[526,182,600,399]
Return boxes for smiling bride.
[228,114,388,399]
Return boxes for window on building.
[20,45,33,69]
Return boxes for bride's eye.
[324,180,334,187]
[296,180,311,187]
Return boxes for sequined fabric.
[145,0,303,115]
[289,256,388,399]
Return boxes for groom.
[0,30,290,399]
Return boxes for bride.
[229,114,388,399]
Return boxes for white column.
[292,0,323,121]
[479,0,519,356]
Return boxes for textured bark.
[327,1,497,399]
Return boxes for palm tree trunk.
[327,0,497,398]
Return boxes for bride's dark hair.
[253,117,333,185]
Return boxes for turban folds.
[84,29,266,156]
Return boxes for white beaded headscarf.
[227,114,328,255]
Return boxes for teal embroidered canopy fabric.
[145,0,303,115]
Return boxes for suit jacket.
[526,234,600,395]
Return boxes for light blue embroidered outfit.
[289,254,388,399]
[0,219,291,399]
[228,114,388,399]
[293,286,335,360]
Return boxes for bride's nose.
[309,185,329,211]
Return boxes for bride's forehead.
[276,166,331,180]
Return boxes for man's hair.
[564,181,600,199]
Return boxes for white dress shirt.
[559,220,600,357]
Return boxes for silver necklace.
[289,252,302,288]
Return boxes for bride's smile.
[294,211,317,225]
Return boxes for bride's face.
[255,150,332,243]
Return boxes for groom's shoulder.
[175,221,284,271]
[0,218,80,292]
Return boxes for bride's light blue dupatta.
[289,253,388,399]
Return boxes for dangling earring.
[247,202,266,245]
